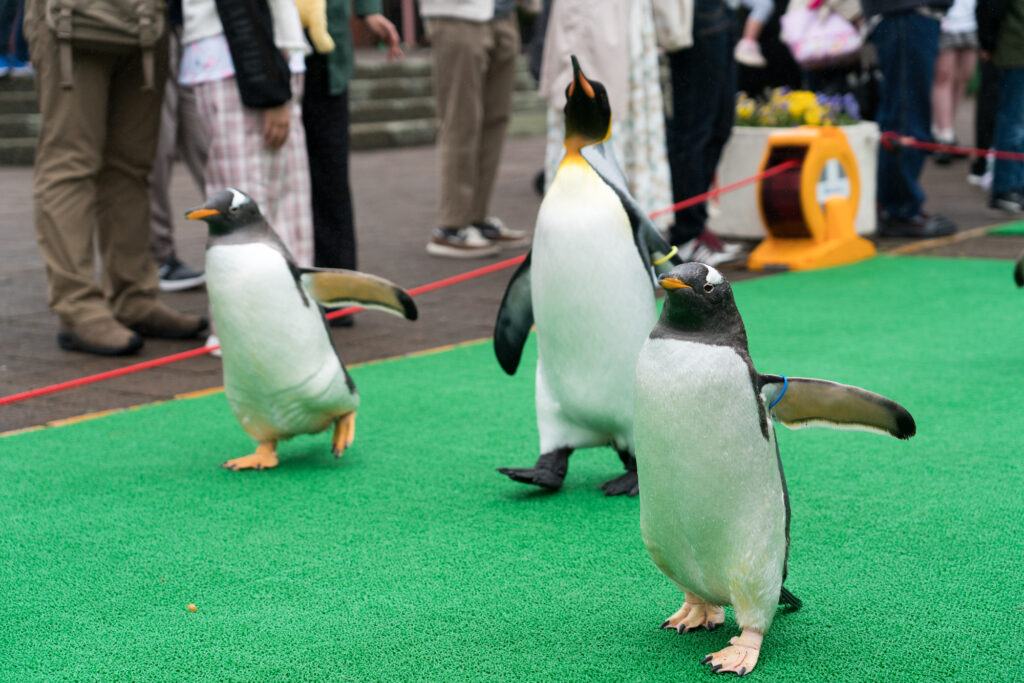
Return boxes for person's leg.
[26,7,116,326]
[0,0,18,65]
[951,45,978,134]
[263,72,313,267]
[930,48,955,141]
[991,68,1024,197]
[148,49,181,264]
[428,17,487,229]
[97,41,170,323]
[667,3,734,245]
[303,52,356,270]
[470,13,518,224]
[975,58,999,153]
[873,12,939,221]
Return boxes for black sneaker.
[158,253,206,291]
[877,212,957,238]
[989,191,1024,214]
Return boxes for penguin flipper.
[1014,252,1024,287]
[299,268,418,320]
[494,251,533,375]
[581,143,681,276]
[759,375,916,440]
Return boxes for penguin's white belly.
[531,161,657,450]
[206,243,357,441]
[635,338,786,616]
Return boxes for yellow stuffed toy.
[294,0,335,53]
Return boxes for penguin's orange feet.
[701,630,762,677]
[332,412,357,458]
[223,441,278,471]
[660,593,725,633]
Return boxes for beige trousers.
[425,14,520,228]
[24,0,169,327]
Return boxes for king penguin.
[633,262,916,676]
[493,56,681,496]
[186,188,417,470]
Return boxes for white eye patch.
[704,266,724,285]
[227,188,248,210]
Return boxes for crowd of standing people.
[11,0,1024,356]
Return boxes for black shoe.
[989,191,1024,214]
[158,253,205,292]
[877,212,957,238]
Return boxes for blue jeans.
[666,0,735,244]
[871,11,940,220]
[992,68,1024,195]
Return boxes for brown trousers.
[24,0,169,327]
[425,14,519,228]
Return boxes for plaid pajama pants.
[194,74,314,267]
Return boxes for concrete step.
[0,137,36,165]
[0,113,39,138]
[0,55,544,164]
[350,102,547,151]
[352,57,432,80]
[0,74,35,92]
[0,91,39,115]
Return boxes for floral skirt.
[543,0,673,229]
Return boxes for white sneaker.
[677,231,746,267]
[426,226,500,258]
[205,333,222,358]
[473,216,529,247]
[734,38,767,68]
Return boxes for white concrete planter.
[707,121,879,239]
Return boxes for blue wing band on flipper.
[581,142,682,276]
[494,251,533,375]
[759,374,916,440]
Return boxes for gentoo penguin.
[633,263,915,675]
[494,56,681,496]
[186,188,417,471]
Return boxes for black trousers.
[302,52,356,270]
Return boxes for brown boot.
[57,317,144,356]
[121,302,209,339]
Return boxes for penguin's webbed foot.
[332,412,357,458]
[660,595,725,634]
[701,630,762,677]
[600,471,638,496]
[223,441,279,471]
[497,448,570,491]
[496,466,565,490]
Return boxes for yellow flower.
[805,106,823,126]
[737,101,756,119]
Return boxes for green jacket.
[323,0,382,96]
[994,0,1024,69]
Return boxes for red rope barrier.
[2,161,797,408]
[879,131,1024,162]
[648,159,801,219]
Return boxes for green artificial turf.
[988,220,1024,235]
[2,256,1023,681]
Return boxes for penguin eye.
[704,283,714,293]
[229,206,239,214]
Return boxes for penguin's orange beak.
[568,55,595,99]
[660,277,690,291]
[186,208,220,220]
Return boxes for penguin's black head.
[186,188,264,237]
[563,55,611,149]
[658,263,746,339]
